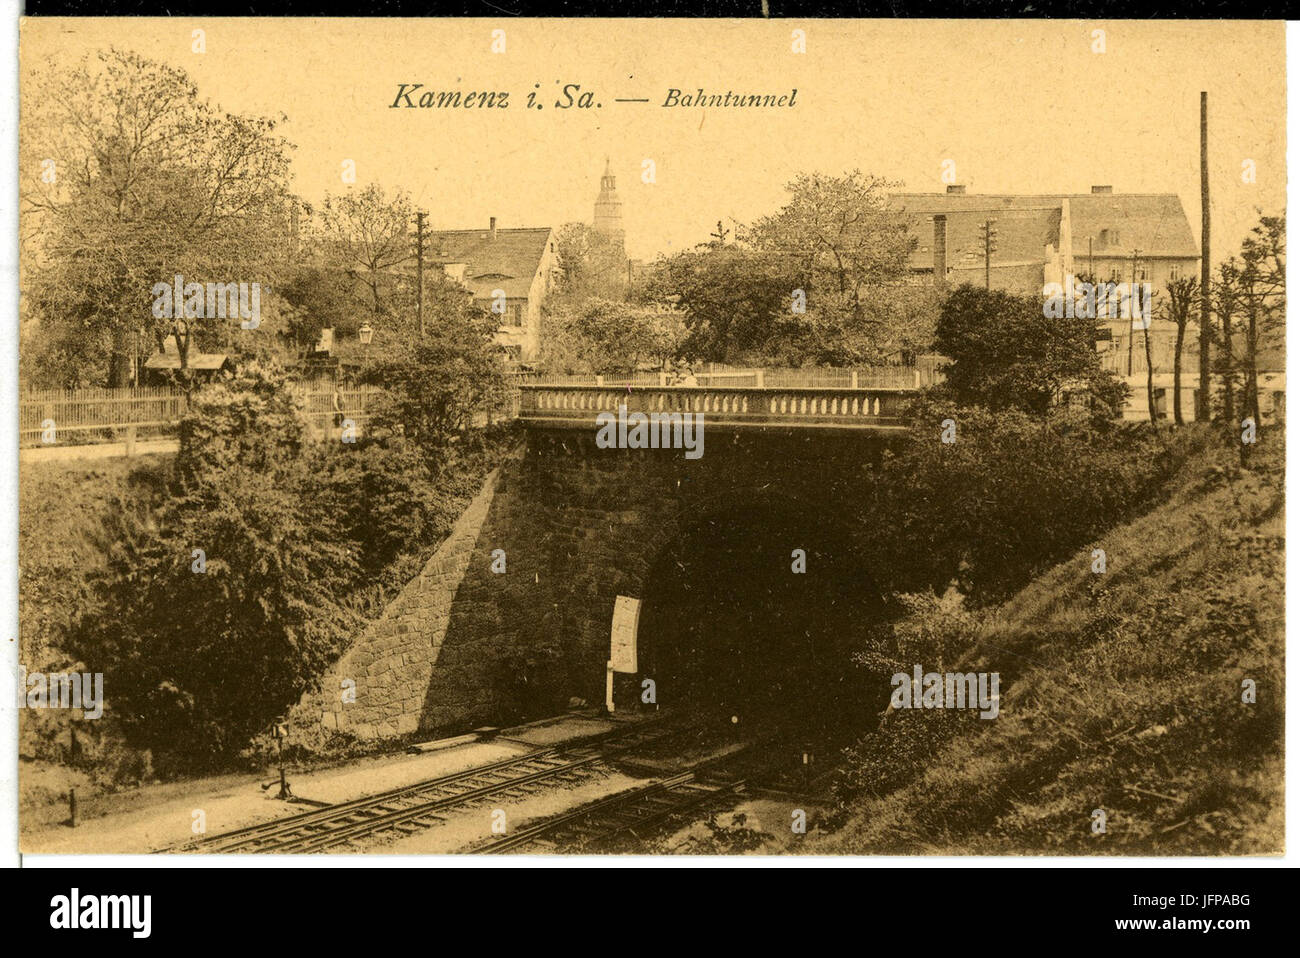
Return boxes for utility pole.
[1127,248,1141,377]
[1198,91,1211,421]
[415,211,428,336]
[978,219,998,289]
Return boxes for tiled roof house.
[892,185,1200,296]
[430,219,559,361]
[892,186,1234,423]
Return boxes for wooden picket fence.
[19,386,189,445]
[290,385,384,439]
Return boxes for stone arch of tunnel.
[295,430,901,743]
[620,500,886,736]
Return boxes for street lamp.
[358,322,374,347]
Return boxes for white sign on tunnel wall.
[610,595,641,673]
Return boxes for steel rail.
[480,771,748,854]
[166,718,678,854]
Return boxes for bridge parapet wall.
[519,385,916,432]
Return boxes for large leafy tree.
[553,222,628,302]
[542,298,687,373]
[360,294,512,472]
[314,184,417,323]
[744,170,917,352]
[644,243,799,363]
[21,49,297,386]
[932,284,1126,418]
[644,171,928,365]
[277,265,368,352]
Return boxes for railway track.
[165,718,680,854]
[477,767,750,854]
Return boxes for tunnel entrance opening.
[633,504,884,742]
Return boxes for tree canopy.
[641,171,930,366]
[932,284,1126,418]
[22,49,297,386]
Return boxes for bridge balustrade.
[517,385,915,431]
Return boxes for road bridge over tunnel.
[299,385,914,741]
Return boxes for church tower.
[592,157,626,249]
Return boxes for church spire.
[593,158,625,247]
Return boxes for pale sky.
[21,18,1286,262]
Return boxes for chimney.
[489,216,497,240]
[946,184,966,194]
[1091,185,1113,194]
[932,214,948,286]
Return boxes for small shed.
[143,340,234,384]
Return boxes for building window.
[512,303,524,327]
[1109,266,1123,282]
[1169,265,1183,281]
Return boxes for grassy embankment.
[817,426,1283,855]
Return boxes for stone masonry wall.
[437,429,890,715]
[295,445,524,740]
[295,428,889,743]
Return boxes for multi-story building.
[893,185,1200,295]
[429,218,559,361]
[894,185,1214,419]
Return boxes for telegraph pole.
[1127,248,1141,377]
[978,219,998,289]
[1198,92,1211,420]
[415,211,428,336]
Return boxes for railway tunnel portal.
[299,384,911,741]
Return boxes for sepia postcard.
[14,16,1285,860]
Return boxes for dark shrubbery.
[72,365,361,768]
[825,407,1209,814]
[69,363,517,773]
[858,398,1201,606]
[360,312,512,474]
[931,284,1128,419]
[823,426,1282,853]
